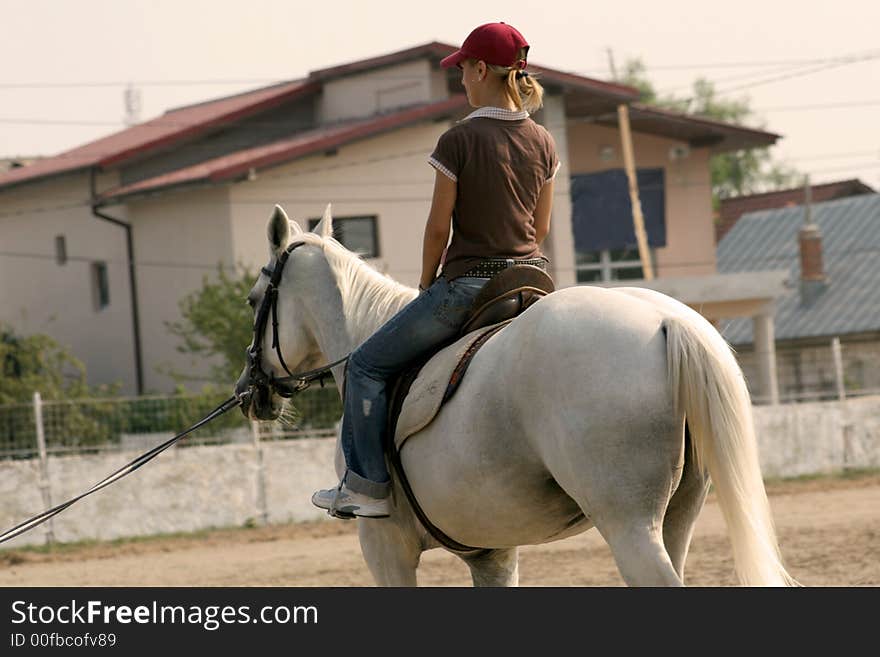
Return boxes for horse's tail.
[663,314,798,586]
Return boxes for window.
[55,235,67,265]
[569,168,666,284]
[91,262,110,310]
[576,247,649,283]
[307,215,379,258]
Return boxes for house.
[718,193,880,402]
[716,178,875,243]
[0,42,780,394]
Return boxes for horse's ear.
[312,203,334,239]
[267,205,291,253]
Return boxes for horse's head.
[235,204,332,420]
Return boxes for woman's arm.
[533,179,554,246]
[420,171,456,289]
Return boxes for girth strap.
[386,321,510,554]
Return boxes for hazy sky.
[2,0,879,187]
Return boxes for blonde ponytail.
[487,48,545,114]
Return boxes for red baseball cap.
[440,22,530,69]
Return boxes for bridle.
[241,241,348,407]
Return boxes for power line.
[2,53,876,90]
[758,99,880,112]
[3,243,880,279]
[2,154,879,211]
[4,96,880,132]
[712,49,880,97]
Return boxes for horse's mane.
[295,232,417,341]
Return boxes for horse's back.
[399,285,686,547]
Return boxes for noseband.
[243,241,347,404]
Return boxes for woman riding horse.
[311,22,561,518]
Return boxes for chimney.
[799,176,827,306]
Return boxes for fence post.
[32,392,55,545]
[251,420,269,526]
[831,337,846,401]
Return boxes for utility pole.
[606,47,619,81]
[617,104,654,280]
[124,83,142,127]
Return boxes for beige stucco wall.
[565,122,716,277]
[0,173,136,392]
[230,120,448,287]
[126,187,234,392]
[317,59,448,124]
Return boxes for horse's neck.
[308,244,417,380]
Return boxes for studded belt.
[461,258,549,279]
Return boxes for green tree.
[617,58,800,205]
[0,325,116,403]
[165,264,257,385]
[0,325,121,453]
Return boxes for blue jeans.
[340,276,489,497]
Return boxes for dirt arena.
[1,473,878,587]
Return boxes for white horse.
[237,204,798,587]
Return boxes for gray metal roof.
[717,193,880,345]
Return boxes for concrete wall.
[565,121,716,277]
[753,395,880,478]
[0,437,337,549]
[2,395,877,549]
[0,172,137,393]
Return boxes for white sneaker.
[311,483,390,518]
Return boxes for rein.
[1,242,349,546]
[0,395,239,546]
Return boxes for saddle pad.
[393,322,508,451]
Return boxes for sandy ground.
[1,474,878,587]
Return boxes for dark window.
[307,215,379,258]
[570,168,666,253]
[55,235,67,265]
[91,262,109,310]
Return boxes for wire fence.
[0,388,342,461]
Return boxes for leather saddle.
[459,264,555,336]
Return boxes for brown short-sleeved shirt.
[428,107,560,281]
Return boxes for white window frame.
[576,248,650,282]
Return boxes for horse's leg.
[598,521,683,586]
[662,426,710,582]
[547,425,685,586]
[459,548,519,587]
[357,519,422,586]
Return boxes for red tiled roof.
[716,178,875,242]
[98,96,469,203]
[0,80,318,191]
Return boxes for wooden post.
[617,104,654,280]
[831,337,846,401]
[32,392,55,545]
[251,420,269,526]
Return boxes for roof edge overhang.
[98,80,321,169]
[97,95,469,205]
